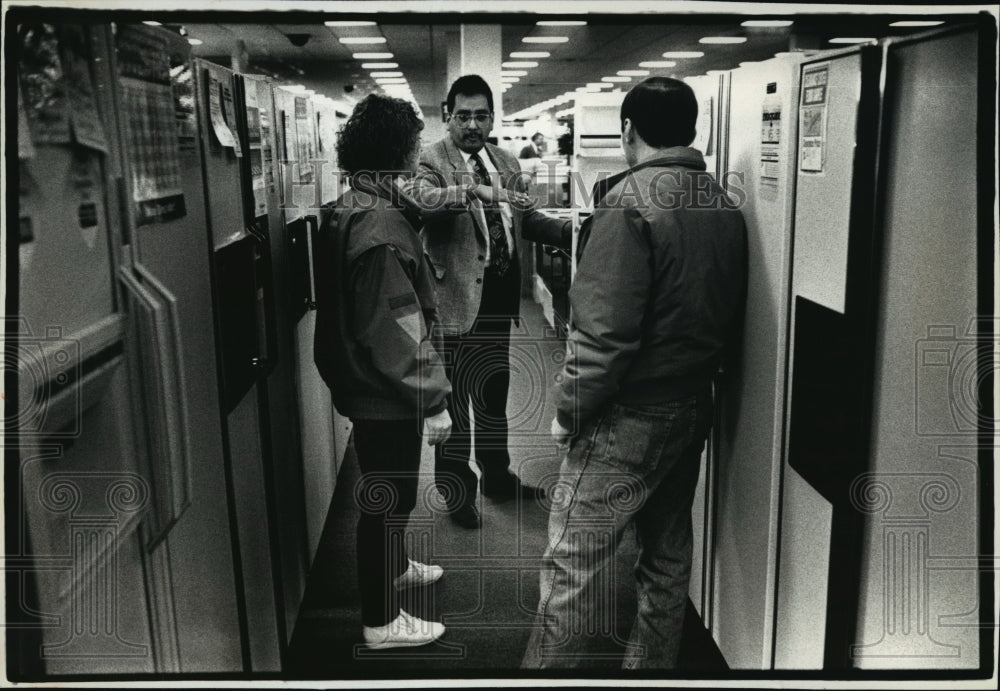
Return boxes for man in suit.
[408,75,571,529]
[519,132,545,159]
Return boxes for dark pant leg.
[353,418,422,627]
[472,267,517,488]
[434,332,479,510]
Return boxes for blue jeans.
[522,387,713,669]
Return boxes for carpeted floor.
[285,298,727,679]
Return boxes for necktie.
[468,151,510,276]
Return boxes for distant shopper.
[519,132,545,159]
[522,77,748,669]
[314,94,450,650]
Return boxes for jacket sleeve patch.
[388,293,417,310]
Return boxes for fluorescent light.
[662,51,704,58]
[510,51,550,58]
[586,82,613,89]
[325,20,376,26]
[502,61,538,68]
[828,37,877,44]
[639,61,676,68]
[502,76,520,83]
[339,37,386,44]
[536,20,586,26]
[699,36,748,44]
[370,71,403,77]
[143,20,161,26]
[890,20,944,27]
[522,36,569,43]
[706,70,727,76]
[618,69,649,76]
[375,77,407,84]
[361,62,398,69]
[602,76,631,82]
[741,20,793,27]
[187,38,203,46]
[502,70,528,77]
[353,52,393,59]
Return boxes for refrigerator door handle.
[247,222,278,379]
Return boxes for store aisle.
[285,298,727,677]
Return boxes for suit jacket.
[408,136,570,334]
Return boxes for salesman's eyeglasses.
[451,111,492,126]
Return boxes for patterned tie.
[468,151,511,276]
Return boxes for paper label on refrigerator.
[221,80,243,157]
[116,25,186,225]
[18,81,36,160]
[760,100,781,193]
[799,63,829,174]
[171,62,198,153]
[208,75,237,149]
[694,95,714,156]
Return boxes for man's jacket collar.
[592,146,707,207]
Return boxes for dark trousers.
[434,265,519,510]
[353,418,422,627]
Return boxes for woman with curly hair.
[313,94,451,649]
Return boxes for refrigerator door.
[853,25,983,671]
[194,58,281,672]
[776,44,884,670]
[242,73,311,643]
[711,54,802,669]
[14,23,155,675]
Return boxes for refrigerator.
[12,23,249,675]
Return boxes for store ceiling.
[181,11,972,119]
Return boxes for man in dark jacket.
[522,77,748,669]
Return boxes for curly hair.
[336,94,424,177]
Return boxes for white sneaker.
[394,558,444,590]
[362,609,445,649]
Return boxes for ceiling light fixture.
[361,62,398,69]
[536,20,587,26]
[502,70,528,77]
[699,36,748,44]
[639,61,677,68]
[502,76,521,82]
[890,20,944,27]
[586,82,613,89]
[510,51,550,58]
[601,76,631,82]
[828,37,877,44]
[618,69,650,76]
[325,20,376,26]
[353,52,393,59]
[143,20,162,26]
[662,51,705,58]
[522,36,569,43]
[741,20,793,27]
[339,37,387,44]
[502,61,538,68]
[187,38,203,46]
[370,71,403,77]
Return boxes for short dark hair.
[336,94,424,176]
[531,132,544,142]
[620,77,698,148]
[446,74,494,114]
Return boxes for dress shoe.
[363,609,445,649]
[482,475,546,503]
[448,504,481,529]
[394,558,443,590]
